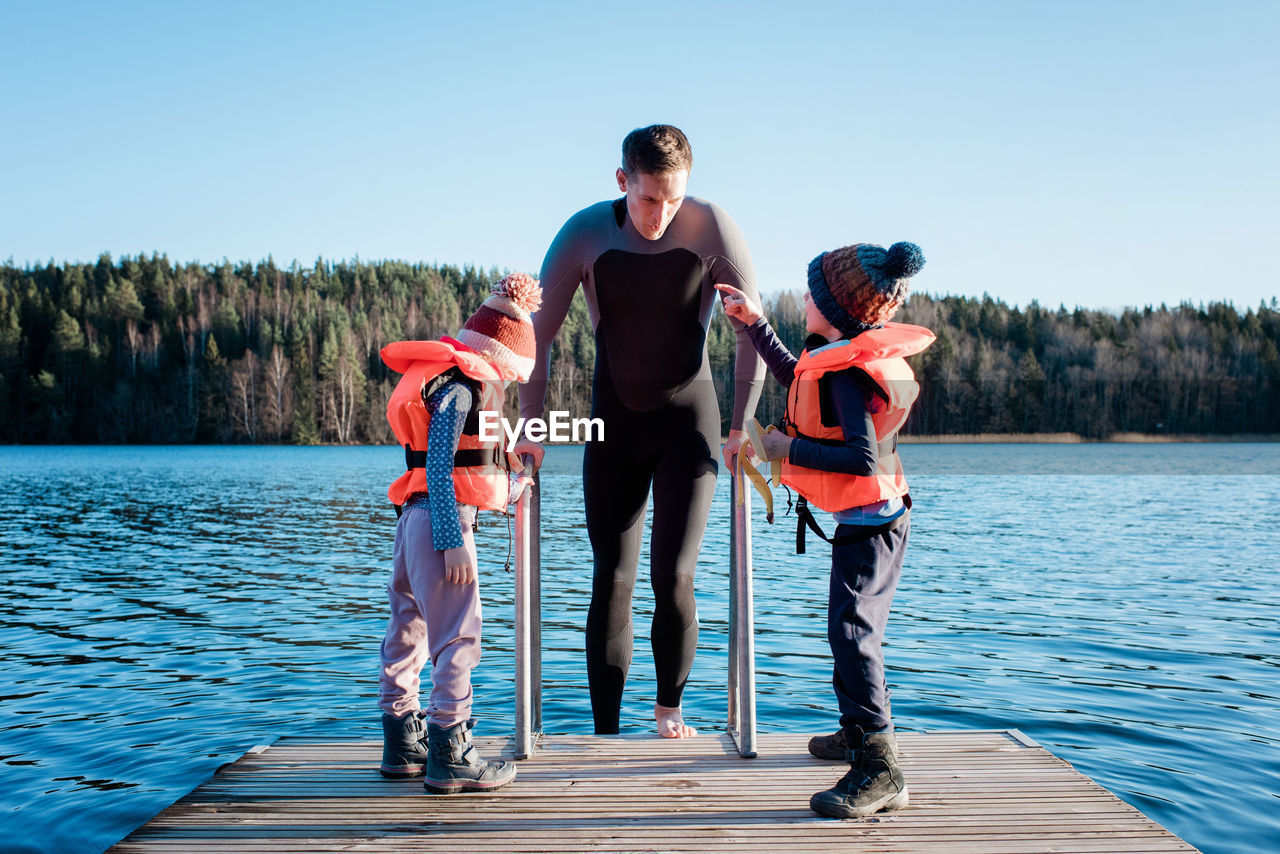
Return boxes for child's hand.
[758,427,793,462]
[443,547,476,585]
[508,473,535,505]
[714,284,763,326]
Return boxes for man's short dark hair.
[621,125,693,176]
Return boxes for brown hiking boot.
[807,728,847,761]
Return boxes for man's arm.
[705,206,765,431]
[518,215,589,424]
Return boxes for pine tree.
[289,327,319,445]
[200,335,229,441]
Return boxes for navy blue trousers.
[828,518,909,733]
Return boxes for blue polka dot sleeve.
[424,380,473,551]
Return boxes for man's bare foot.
[655,703,696,738]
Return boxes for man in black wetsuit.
[514,125,765,737]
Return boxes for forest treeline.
[2,254,1278,444]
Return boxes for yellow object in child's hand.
[745,418,786,476]
[736,418,781,523]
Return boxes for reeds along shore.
[3,255,1278,444]
[898,433,1280,443]
[723,432,1280,444]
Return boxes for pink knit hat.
[455,272,542,382]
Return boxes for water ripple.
[0,445,1277,854]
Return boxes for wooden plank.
[110,731,1198,853]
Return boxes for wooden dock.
[111,730,1197,852]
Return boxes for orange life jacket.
[781,323,935,513]
[381,338,508,511]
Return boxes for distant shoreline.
[897,432,1280,444]
[713,432,1280,444]
[4,433,1279,449]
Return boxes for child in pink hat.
[376,272,541,794]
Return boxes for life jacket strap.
[394,443,504,518]
[404,444,502,471]
[794,495,911,555]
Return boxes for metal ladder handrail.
[512,457,757,759]
[727,458,758,757]
[513,467,542,760]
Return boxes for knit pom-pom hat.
[455,272,543,382]
[808,242,926,336]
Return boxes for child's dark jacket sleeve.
[787,370,879,476]
[744,318,798,386]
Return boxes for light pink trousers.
[378,503,482,727]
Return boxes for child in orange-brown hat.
[376,272,541,794]
[717,241,932,819]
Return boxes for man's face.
[615,167,688,241]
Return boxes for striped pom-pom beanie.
[456,272,542,382]
[808,242,926,336]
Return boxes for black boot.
[810,727,908,818]
[812,701,892,760]
[807,728,848,761]
[423,719,517,794]
[380,710,430,778]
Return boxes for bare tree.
[333,329,364,443]
[123,318,141,378]
[229,350,260,442]
[263,344,293,442]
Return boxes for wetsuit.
[520,196,765,733]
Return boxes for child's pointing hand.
[714,283,763,326]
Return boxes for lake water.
[1,444,1278,854]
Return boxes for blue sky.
[2,0,1276,309]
